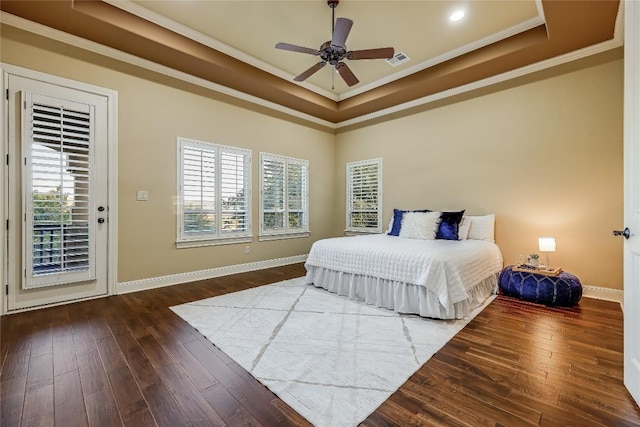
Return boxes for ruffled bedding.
[304,234,503,319]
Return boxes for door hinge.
[5,284,8,295]
[5,89,8,100]
[5,154,7,165]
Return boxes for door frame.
[1,63,118,315]
[624,0,640,407]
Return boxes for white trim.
[258,232,310,242]
[176,236,253,249]
[1,68,7,316]
[582,285,624,304]
[0,12,336,130]
[117,254,308,294]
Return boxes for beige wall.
[336,54,624,289]
[1,26,337,283]
[1,25,624,290]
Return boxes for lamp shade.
[538,237,556,252]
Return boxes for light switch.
[136,190,149,201]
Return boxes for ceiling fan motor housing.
[320,41,346,65]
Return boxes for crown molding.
[0,0,623,130]
[102,0,339,102]
[0,12,338,130]
[339,14,546,101]
[337,2,624,129]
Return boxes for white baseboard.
[582,285,623,305]
[117,254,308,294]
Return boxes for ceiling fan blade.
[275,42,320,56]
[331,17,353,48]
[335,62,359,87]
[347,47,395,60]
[294,62,326,82]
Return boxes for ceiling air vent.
[386,52,410,67]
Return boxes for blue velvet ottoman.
[499,265,582,306]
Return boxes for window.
[346,158,382,233]
[260,153,309,239]
[177,137,251,247]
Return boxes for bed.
[304,220,503,319]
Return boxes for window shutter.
[178,138,251,244]
[287,161,307,230]
[260,153,309,236]
[262,157,285,231]
[220,149,250,233]
[346,159,382,232]
[25,94,95,288]
[182,144,216,236]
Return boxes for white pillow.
[467,214,495,242]
[399,211,440,240]
[458,217,471,240]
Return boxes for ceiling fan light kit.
[275,0,395,87]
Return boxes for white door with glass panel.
[5,74,110,311]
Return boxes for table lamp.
[538,237,556,269]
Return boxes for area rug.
[171,277,494,427]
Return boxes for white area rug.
[171,277,494,427]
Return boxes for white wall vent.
[386,52,411,67]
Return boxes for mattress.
[304,234,504,319]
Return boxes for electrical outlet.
[244,245,251,254]
[136,190,148,201]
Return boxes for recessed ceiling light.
[449,10,465,22]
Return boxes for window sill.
[344,229,382,236]
[258,231,310,242]
[176,236,253,249]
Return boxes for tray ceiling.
[0,0,621,126]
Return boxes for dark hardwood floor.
[1,263,639,426]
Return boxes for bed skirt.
[305,266,498,319]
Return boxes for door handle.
[613,227,630,239]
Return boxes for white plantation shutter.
[178,138,251,245]
[182,143,216,235]
[220,150,249,233]
[262,157,285,231]
[23,92,96,288]
[287,161,307,230]
[260,153,308,236]
[346,158,382,232]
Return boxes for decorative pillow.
[435,210,465,240]
[467,214,496,242]
[388,208,430,236]
[457,217,471,240]
[398,211,441,240]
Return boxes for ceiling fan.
[275,0,394,87]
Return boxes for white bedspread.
[305,234,503,309]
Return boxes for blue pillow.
[436,210,465,240]
[388,208,430,236]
